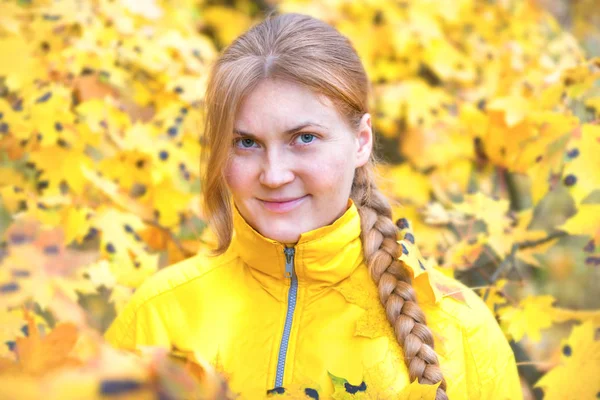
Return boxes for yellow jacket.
[104,200,522,399]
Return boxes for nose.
[259,150,295,188]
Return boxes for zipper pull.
[283,247,295,279]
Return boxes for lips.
[259,195,308,213]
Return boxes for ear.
[355,113,373,168]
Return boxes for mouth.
[259,195,308,213]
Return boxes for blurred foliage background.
[0,0,599,399]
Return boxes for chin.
[257,221,304,243]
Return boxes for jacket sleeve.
[478,350,522,400]
[104,297,139,350]
[103,284,172,351]
[463,303,523,400]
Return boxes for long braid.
[351,166,449,400]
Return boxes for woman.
[104,12,522,400]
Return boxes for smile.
[259,195,308,213]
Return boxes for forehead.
[234,79,345,132]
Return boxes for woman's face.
[224,78,373,244]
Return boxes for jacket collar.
[231,198,363,286]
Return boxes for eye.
[234,138,257,149]
[297,133,316,144]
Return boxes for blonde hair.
[201,11,448,399]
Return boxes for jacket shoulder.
[427,268,511,354]
[130,249,236,312]
[424,270,521,399]
[103,249,236,348]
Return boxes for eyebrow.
[233,122,326,137]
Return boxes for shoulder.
[427,268,497,327]
[128,249,237,312]
[424,269,516,384]
[104,248,237,348]
[396,221,520,397]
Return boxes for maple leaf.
[376,163,431,207]
[199,6,253,47]
[558,204,600,245]
[487,95,532,127]
[391,204,447,259]
[0,35,43,91]
[328,359,439,400]
[561,124,600,204]
[534,321,600,400]
[429,158,473,198]
[453,193,510,235]
[332,268,394,341]
[328,371,369,400]
[397,378,441,399]
[424,39,475,84]
[60,206,96,246]
[488,208,556,265]
[142,178,194,228]
[401,126,473,172]
[442,233,487,271]
[498,295,556,342]
[477,279,508,313]
[29,145,92,196]
[81,166,153,221]
[13,309,81,375]
[552,307,600,325]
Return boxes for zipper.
[273,246,298,389]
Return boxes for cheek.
[224,157,254,194]
[303,152,354,192]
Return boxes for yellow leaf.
[478,279,508,313]
[488,96,531,127]
[442,233,487,271]
[552,308,600,325]
[424,39,475,84]
[498,295,556,342]
[429,159,473,197]
[82,166,153,220]
[559,204,600,244]
[61,207,95,245]
[201,6,252,46]
[29,146,92,196]
[562,124,600,204]
[391,204,446,259]
[14,309,81,375]
[0,36,41,90]
[331,268,393,340]
[144,178,193,228]
[534,321,600,400]
[376,163,431,206]
[397,378,441,399]
[585,96,600,113]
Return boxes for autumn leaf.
[559,204,600,245]
[29,145,92,196]
[397,378,441,399]
[453,193,510,235]
[552,308,600,325]
[14,309,81,375]
[534,321,600,400]
[332,267,394,340]
[376,163,431,207]
[328,371,369,400]
[487,95,531,127]
[478,279,508,313]
[561,124,600,204]
[498,295,556,342]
